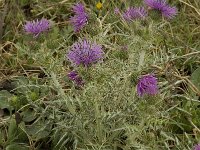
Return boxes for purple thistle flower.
[161,5,177,19]
[122,7,147,22]
[114,8,120,14]
[145,0,166,9]
[68,71,84,86]
[144,0,177,19]
[122,8,132,21]
[68,70,78,80]
[24,18,50,37]
[70,3,88,32]
[67,39,103,67]
[137,74,158,97]
[194,144,200,150]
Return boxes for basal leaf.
[0,90,12,109]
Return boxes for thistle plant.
[67,39,103,67]
[70,3,88,32]
[194,144,200,150]
[144,0,177,19]
[122,7,147,21]
[137,74,158,97]
[1,0,199,150]
[68,70,84,86]
[24,18,50,37]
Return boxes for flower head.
[161,5,177,19]
[67,39,103,67]
[137,74,158,97]
[122,7,147,22]
[194,144,200,150]
[114,8,120,15]
[24,18,50,37]
[68,71,84,86]
[70,3,88,32]
[68,70,78,80]
[144,0,177,19]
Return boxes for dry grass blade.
[0,3,8,42]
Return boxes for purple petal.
[70,3,88,32]
[136,74,158,97]
[67,39,103,67]
[24,18,50,37]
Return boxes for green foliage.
[191,67,200,92]
[0,0,200,149]
[0,90,13,110]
